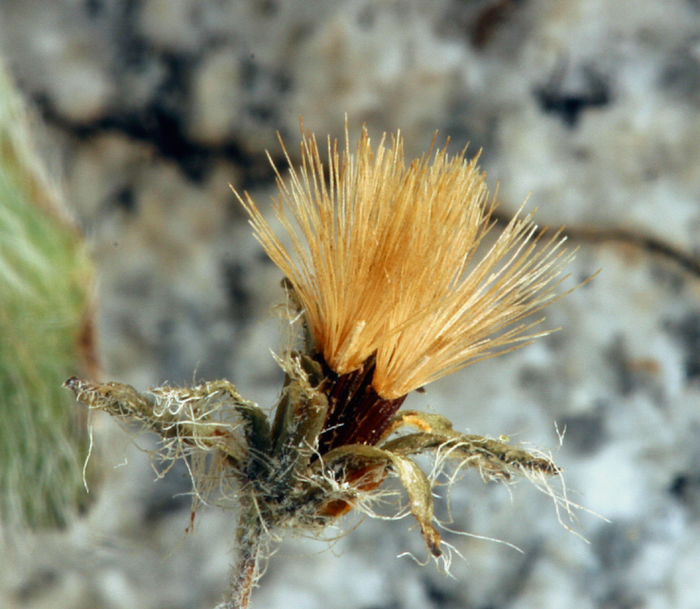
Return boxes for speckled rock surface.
[2,1,700,608]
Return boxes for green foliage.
[0,63,93,530]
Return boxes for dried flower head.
[67,120,581,609]
[238,124,571,399]
[236,122,572,453]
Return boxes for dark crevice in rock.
[16,9,285,188]
[535,63,611,128]
[32,90,278,188]
[493,209,700,279]
[112,186,138,214]
[222,261,253,326]
[669,469,700,519]
[667,312,700,382]
[558,407,608,455]
[472,0,527,49]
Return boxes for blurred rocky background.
[2,0,700,607]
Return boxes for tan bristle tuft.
[235,120,572,400]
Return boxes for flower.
[237,122,571,406]
[67,122,576,607]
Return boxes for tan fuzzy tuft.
[236,121,572,399]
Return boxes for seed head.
[66,123,580,607]
[237,121,572,401]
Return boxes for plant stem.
[217,502,264,609]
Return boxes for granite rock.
[2,1,700,608]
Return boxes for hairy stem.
[217,502,264,609]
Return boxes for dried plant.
[67,121,577,609]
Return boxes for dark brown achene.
[315,355,407,454]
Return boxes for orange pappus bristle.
[235,120,572,404]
